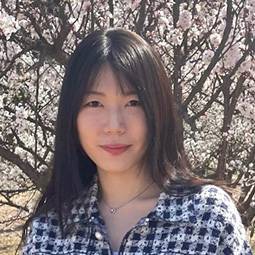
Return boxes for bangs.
[82,63,141,98]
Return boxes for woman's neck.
[96,169,161,208]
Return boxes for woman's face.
[77,64,148,176]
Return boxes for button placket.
[87,216,113,252]
[144,218,150,224]
[89,216,95,223]
[117,217,153,253]
[138,217,151,237]
[95,231,103,241]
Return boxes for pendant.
[110,208,117,214]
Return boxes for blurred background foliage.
[0,0,254,253]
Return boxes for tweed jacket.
[22,176,252,255]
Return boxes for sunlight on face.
[76,64,148,176]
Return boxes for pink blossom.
[239,56,252,73]
[129,0,141,10]
[202,49,214,65]
[223,44,242,69]
[82,1,91,11]
[177,10,192,31]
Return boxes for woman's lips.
[100,145,131,155]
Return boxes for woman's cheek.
[79,111,103,124]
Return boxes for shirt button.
[95,231,103,241]
[144,218,150,224]
[89,216,95,222]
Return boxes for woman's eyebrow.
[85,90,137,96]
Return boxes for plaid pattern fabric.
[22,175,253,255]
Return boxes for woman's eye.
[85,101,102,107]
[127,100,141,107]
[82,100,141,108]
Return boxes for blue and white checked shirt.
[22,176,253,254]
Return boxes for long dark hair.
[21,28,220,246]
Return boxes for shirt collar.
[68,174,99,225]
[69,174,198,225]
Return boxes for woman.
[21,28,252,254]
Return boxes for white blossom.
[0,11,20,39]
[210,33,222,48]
[167,28,183,45]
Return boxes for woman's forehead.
[88,64,136,95]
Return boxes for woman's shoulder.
[165,184,242,226]
[196,184,234,203]
[189,183,248,243]
[168,183,235,208]
[196,184,238,213]
[191,184,240,219]
[194,185,252,253]
[26,210,62,238]
[22,210,61,254]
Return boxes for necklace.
[101,181,154,214]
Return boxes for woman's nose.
[103,109,126,135]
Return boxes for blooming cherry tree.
[0,0,254,249]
